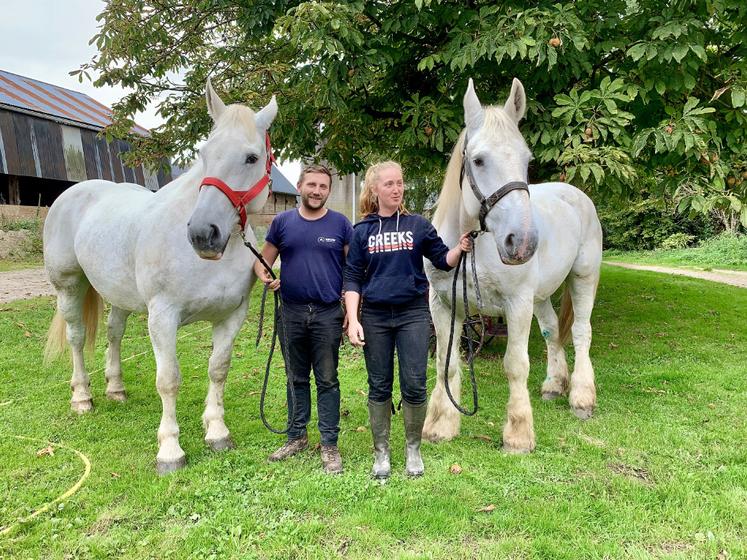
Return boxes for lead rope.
[442,231,483,416]
[240,231,297,434]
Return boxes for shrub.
[660,233,695,250]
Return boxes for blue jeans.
[277,301,343,445]
[361,297,431,405]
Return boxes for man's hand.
[253,260,280,291]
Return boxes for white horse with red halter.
[43,79,277,473]
[423,78,602,452]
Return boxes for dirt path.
[1,262,745,305]
[0,267,54,304]
[604,262,747,289]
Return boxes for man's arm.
[253,242,280,291]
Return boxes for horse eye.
[473,158,484,167]
[245,154,259,165]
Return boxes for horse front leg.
[533,298,569,400]
[423,293,464,442]
[105,306,131,401]
[148,308,185,474]
[502,297,535,453]
[203,305,247,451]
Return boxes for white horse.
[43,80,277,473]
[423,78,603,452]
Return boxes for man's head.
[297,164,333,211]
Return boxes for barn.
[0,69,176,219]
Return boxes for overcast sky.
[0,0,300,181]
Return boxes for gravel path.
[604,262,747,289]
[0,267,54,304]
[1,262,744,305]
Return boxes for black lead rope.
[442,231,482,416]
[241,232,297,435]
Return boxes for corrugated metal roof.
[0,69,149,136]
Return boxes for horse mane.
[211,104,258,138]
[432,106,524,229]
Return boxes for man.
[254,164,352,474]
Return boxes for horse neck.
[155,159,205,201]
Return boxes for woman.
[343,161,472,478]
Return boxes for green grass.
[605,233,747,271]
[1,266,746,558]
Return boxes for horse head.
[461,78,538,265]
[187,79,277,260]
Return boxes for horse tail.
[558,284,574,346]
[83,286,104,352]
[44,285,104,362]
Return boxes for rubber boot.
[368,399,391,479]
[403,400,426,477]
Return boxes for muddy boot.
[368,399,392,479]
[268,434,308,462]
[403,401,426,477]
[320,444,343,475]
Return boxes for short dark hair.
[298,164,333,187]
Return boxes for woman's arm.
[445,232,474,268]
[344,290,365,347]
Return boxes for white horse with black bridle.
[423,78,603,452]
[43,80,277,473]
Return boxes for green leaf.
[689,45,707,61]
[627,43,646,62]
[683,97,699,115]
[672,44,689,63]
[415,0,423,10]
[731,88,746,108]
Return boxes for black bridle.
[459,133,530,232]
[440,133,531,416]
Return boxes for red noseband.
[199,132,275,230]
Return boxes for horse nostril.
[505,233,515,251]
[208,224,220,243]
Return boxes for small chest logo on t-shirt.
[318,236,337,244]
[368,231,414,253]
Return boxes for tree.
[81,0,747,228]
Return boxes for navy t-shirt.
[266,209,353,305]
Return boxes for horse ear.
[255,95,278,130]
[205,78,226,121]
[463,78,485,132]
[503,78,526,123]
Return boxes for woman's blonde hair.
[359,161,411,217]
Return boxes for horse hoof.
[572,407,594,420]
[106,391,127,402]
[71,400,93,414]
[541,391,563,401]
[156,456,186,475]
[207,437,235,452]
[502,443,533,454]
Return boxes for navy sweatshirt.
[343,212,454,305]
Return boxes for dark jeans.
[361,298,431,405]
[277,301,343,445]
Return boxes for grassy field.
[604,233,747,271]
[1,265,746,559]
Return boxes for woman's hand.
[459,231,474,253]
[347,319,366,347]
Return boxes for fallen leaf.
[486,421,495,427]
[476,504,496,513]
[24,331,32,337]
[708,403,716,409]
[356,389,367,397]
[609,342,619,349]
[355,426,367,432]
[717,550,729,559]
[248,391,260,396]
[36,445,54,457]
[449,464,462,474]
[341,409,350,417]
[111,472,120,478]
[655,332,667,337]
[474,434,492,442]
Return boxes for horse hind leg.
[423,295,464,443]
[202,309,246,452]
[105,306,131,401]
[48,277,103,413]
[566,272,599,420]
[533,298,569,400]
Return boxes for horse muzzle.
[496,228,538,265]
[187,221,229,260]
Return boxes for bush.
[0,215,44,261]
[660,233,695,250]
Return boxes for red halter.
[199,132,275,230]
